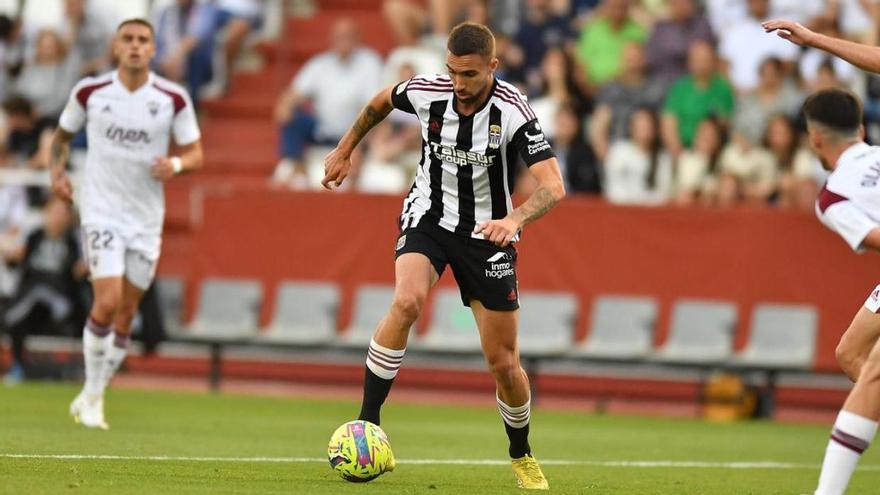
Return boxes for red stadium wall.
[160,190,878,373]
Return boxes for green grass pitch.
[1,383,879,494]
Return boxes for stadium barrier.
[160,190,874,373]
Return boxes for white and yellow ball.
[327,420,394,482]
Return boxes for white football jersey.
[58,71,201,237]
[816,142,880,252]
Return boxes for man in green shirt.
[661,41,735,156]
[576,0,648,86]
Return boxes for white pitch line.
[3,454,880,471]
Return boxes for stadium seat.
[572,295,657,360]
[257,281,340,346]
[518,291,578,358]
[651,299,737,365]
[155,276,185,338]
[186,277,263,341]
[729,303,818,370]
[337,285,395,348]
[409,288,482,353]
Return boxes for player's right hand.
[762,19,816,47]
[51,171,73,203]
[322,147,350,190]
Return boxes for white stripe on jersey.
[392,75,551,241]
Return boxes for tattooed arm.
[475,158,566,247]
[321,86,394,190]
[49,128,75,202]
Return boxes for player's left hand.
[474,216,521,247]
[762,19,816,46]
[151,157,176,181]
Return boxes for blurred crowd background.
[0,0,877,382]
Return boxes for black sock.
[357,367,395,425]
[505,421,531,458]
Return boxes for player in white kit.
[799,90,880,494]
[49,19,202,429]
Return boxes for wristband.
[170,156,183,175]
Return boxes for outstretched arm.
[475,158,566,247]
[321,86,394,190]
[763,19,880,73]
[49,128,75,202]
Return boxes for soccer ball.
[327,420,394,482]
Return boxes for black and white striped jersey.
[391,74,555,240]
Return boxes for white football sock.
[365,338,406,380]
[497,395,531,429]
[815,410,878,495]
[98,331,130,394]
[83,318,111,398]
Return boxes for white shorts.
[81,225,161,290]
[865,284,880,313]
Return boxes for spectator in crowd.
[589,42,665,160]
[661,41,734,157]
[718,0,799,93]
[383,0,498,48]
[153,0,219,106]
[604,108,673,205]
[380,0,444,86]
[834,0,875,43]
[1,96,56,169]
[675,117,724,205]
[272,19,381,189]
[209,0,266,96]
[705,0,747,37]
[769,0,830,29]
[799,23,859,92]
[716,133,777,207]
[531,48,576,140]
[514,0,574,93]
[765,115,822,210]
[553,103,601,194]
[60,0,115,77]
[358,63,422,194]
[13,29,79,119]
[0,156,27,298]
[576,0,648,88]
[0,15,21,104]
[729,57,803,147]
[2,197,85,385]
[645,0,714,91]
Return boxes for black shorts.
[395,220,519,311]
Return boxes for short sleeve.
[173,90,201,145]
[510,118,555,167]
[58,84,87,133]
[390,79,416,114]
[820,197,879,252]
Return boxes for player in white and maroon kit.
[49,19,202,429]
[797,90,880,495]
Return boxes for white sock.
[83,318,111,397]
[98,331,130,394]
[497,395,531,429]
[816,410,878,495]
[365,338,406,380]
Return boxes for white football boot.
[70,392,109,430]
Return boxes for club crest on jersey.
[147,101,159,116]
[488,124,501,149]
